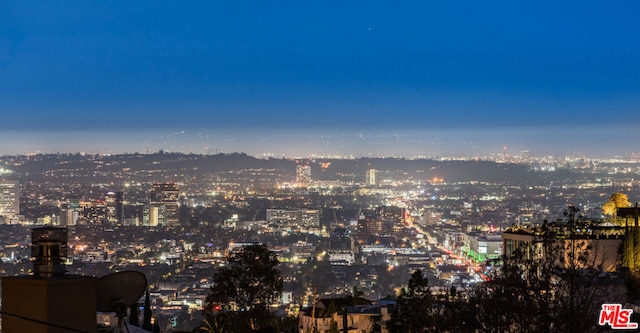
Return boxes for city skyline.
[1,2,639,157]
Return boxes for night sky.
[1,1,638,156]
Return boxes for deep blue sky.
[1,1,639,156]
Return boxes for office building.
[266,208,320,229]
[0,180,19,219]
[150,182,179,225]
[143,204,163,226]
[78,200,108,224]
[380,206,405,232]
[59,208,77,226]
[366,169,376,186]
[296,164,311,187]
[105,191,124,224]
[330,227,353,251]
[462,232,503,262]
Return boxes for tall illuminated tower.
[105,191,124,225]
[366,169,376,186]
[0,180,20,221]
[150,182,179,225]
[296,164,311,187]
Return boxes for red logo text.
[599,304,638,330]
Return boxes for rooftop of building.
[503,218,626,239]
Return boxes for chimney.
[31,227,68,277]
[1,227,97,333]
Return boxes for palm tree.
[196,314,230,333]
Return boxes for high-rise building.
[105,192,117,224]
[78,199,108,224]
[150,182,179,225]
[330,227,353,251]
[266,209,292,227]
[266,208,320,229]
[60,198,80,226]
[105,191,124,224]
[115,191,124,224]
[59,207,77,226]
[379,206,405,232]
[366,169,376,186]
[0,180,19,219]
[143,204,162,226]
[299,209,320,228]
[296,164,311,187]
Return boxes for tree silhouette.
[129,303,139,327]
[196,312,232,333]
[206,243,282,311]
[470,222,625,333]
[142,289,152,331]
[386,206,628,333]
[204,243,283,332]
[387,269,435,333]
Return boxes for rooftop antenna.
[96,271,148,333]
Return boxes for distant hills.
[0,152,584,185]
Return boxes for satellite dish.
[96,271,148,312]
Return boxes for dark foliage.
[142,289,153,331]
[129,303,139,327]
[387,269,435,333]
[203,243,283,332]
[389,235,626,333]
